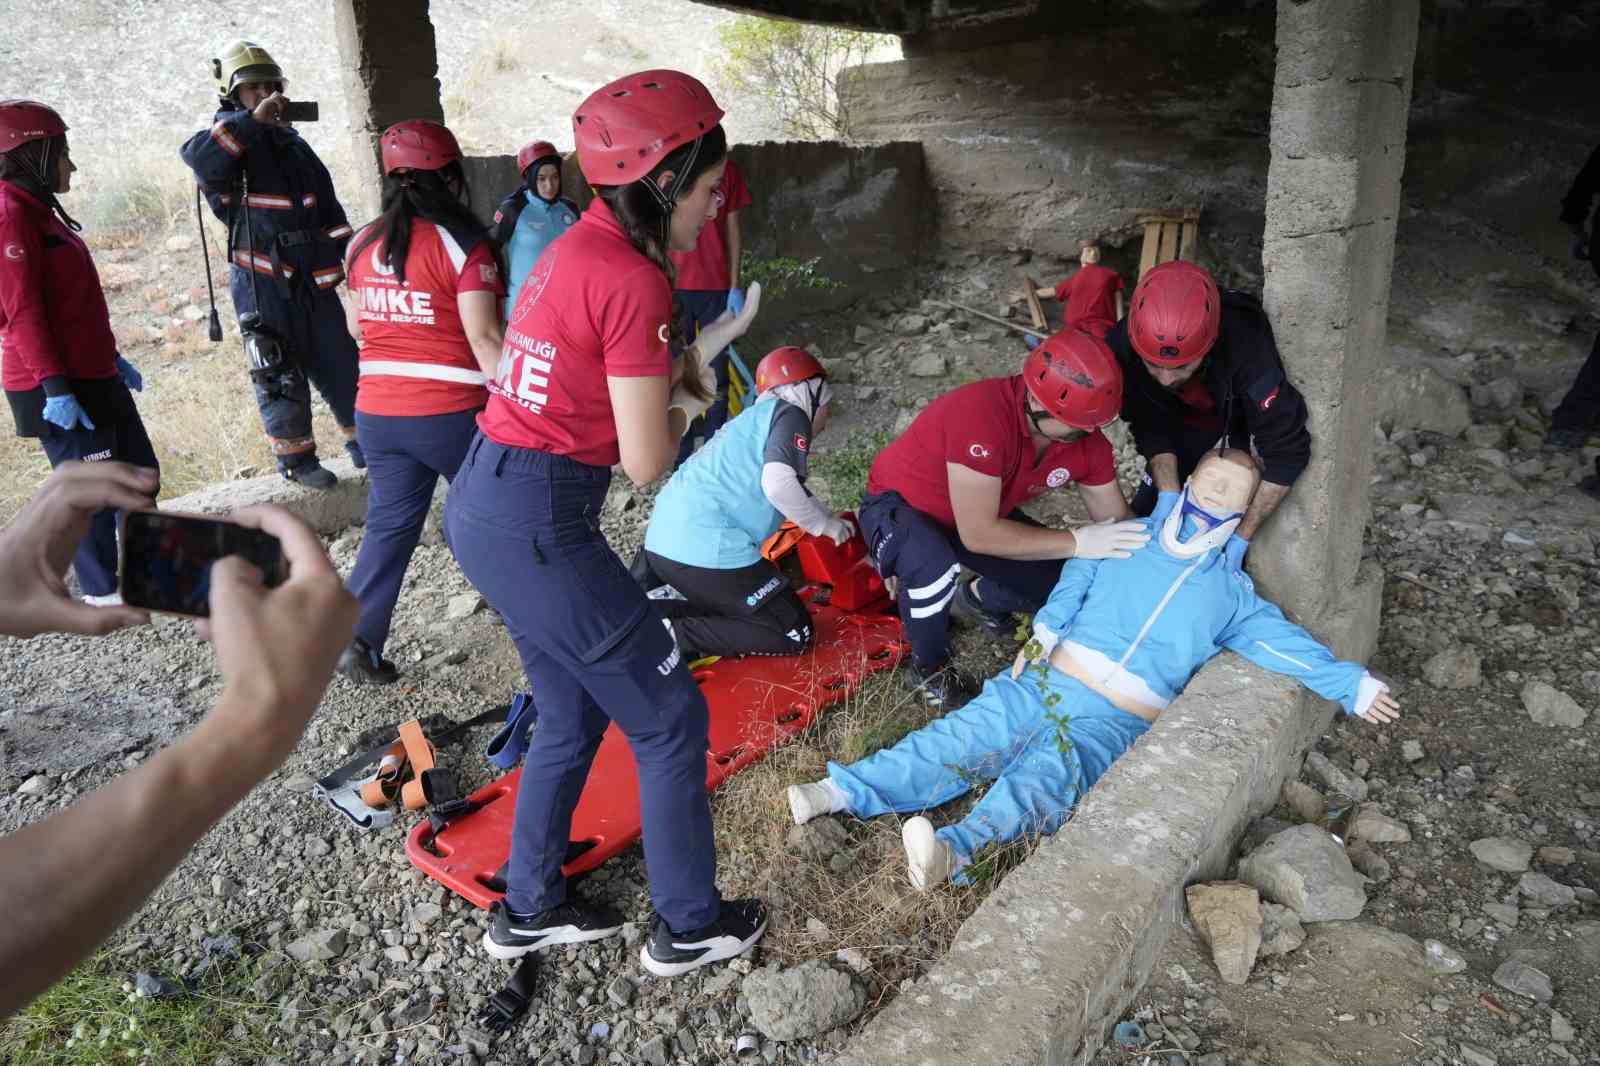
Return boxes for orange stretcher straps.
[761,521,806,563]
[398,719,438,811]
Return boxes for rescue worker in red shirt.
[443,70,768,977]
[1105,261,1312,570]
[860,330,1147,707]
[670,156,750,465]
[335,120,505,684]
[0,100,158,605]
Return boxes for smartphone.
[283,100,319,123]
[120,511,286,618]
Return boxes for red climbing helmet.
[1127,260,1221,368]
[755,347,826,392]
[380,120,463,175]
[572,69,724,186]
[1022,328,1123,429]
[0,100,66,154]
[517,139,559,176]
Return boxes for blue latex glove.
[1224,533,1250,570]
[114,354,143,392]
[42,394,96,432]
[1150,489,1182,526]
[727,287,745,316]
[1023,333,1042,350]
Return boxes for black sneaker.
[640,898,767,978]
[337,637,399,685]
[484,899,624,960]
[280,458,338,490]
[950,575,1015,639]
[345,439,367,469]
[901,661,977,710]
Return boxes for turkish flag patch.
[1260,386,1280,411]
[794,434,809,452]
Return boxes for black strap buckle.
[478,953,537,1034]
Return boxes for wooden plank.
[1157,220,1180,264]
[1180,219,1198,261]
[1022,272,1048,329]
[1138,222,1161,278]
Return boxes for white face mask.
[1158,482,1243,559]
[768,378,831,422]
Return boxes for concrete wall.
[461,140,930,324]
[839,4,1277,287]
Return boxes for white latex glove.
[691,281,762,364]
[821,513,856,547]
[1071,519,1151,560]
[667,359,718,436]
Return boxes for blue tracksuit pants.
[345,407,479,654]
[443,434,721,931]
[674,289,732,468]
[37,384,159,597]
[828,670,1148,871]
[859,490,1063,670]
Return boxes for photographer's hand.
[251,91,288,126]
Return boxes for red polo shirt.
[669,159,750,292]
[478,199,673,467]
[1053,263,1124,339]
[866,375,1115,530]
[346,220,502,417]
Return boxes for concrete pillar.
[332,0,445,221]
[1249,0,1419,629]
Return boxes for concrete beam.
[835,563,1382,1066]
[1249,0,1419,627]
[332,0,445,220]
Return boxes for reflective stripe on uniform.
[233,250,293,278]
[359,360,487,386]
[210,122,243,158]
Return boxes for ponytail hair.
[594,123,727,403]
[348,161,485,285]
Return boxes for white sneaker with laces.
[902,816,957,891]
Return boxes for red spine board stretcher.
[407,520,907,910]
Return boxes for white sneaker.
[787,781,837,826]
[83,592,123,607]
[902,816,957,891]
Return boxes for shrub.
[713,17,894,141]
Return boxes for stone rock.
[606,976,635,1007]
[907,352,948,378]
[286,929,347,963]
[1518,872,1576,908]
[1422,939,1467,974]
[1237,824,1367,922]
[1377,366,1470,437]
[835,947,870,974]
[408,902,442,929]
[1482,902,1519,928]
[1346,842,1391,883]
[743,961,866,1040]
[211,875,238,899]
[383,946,410,964]
[1469,836,1532,873]
[1491,958,1552,1002]
[446,593,484,621]
[1520,681,1589,728]
[1463,423,1505,448]
[1421,647,1481,689]
[1400,740,1425,763]
[15,774,46,796]
[1303,751,1368,802]
[1279,780,1326,825]
[1347,805,1411,845]
[1457,1043,1498,1066]
[164,233,196,253]
[1550,1010,1575,1042]
[896,313,931,335]
[1185,882,1262,985]
[1537,846,1575,865]
[786,818,850,861]
[1258,902,1306,957]
[1471,377,1523,410]
[638,1035,669,1066]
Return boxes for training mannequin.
[1032,240,1125,340]
[787,450,1400,892]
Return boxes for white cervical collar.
[1158,483,1243,559]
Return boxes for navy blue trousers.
[37,385,159,597]
[229,269,358,461]
[1552,328,1600,435]
[444,434,721,931]
[859,490,1062,671]
[674,289,732,468]
[346,407,479,654]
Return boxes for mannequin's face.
[1187,454,1258,516]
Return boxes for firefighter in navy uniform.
[1105,260,1312,572]
[181,40,360,489]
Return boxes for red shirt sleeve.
[1076,431,1117,487]
[458,241,506,296]
[599,263,673,378]
[0,209,66,382]
[1053,277,1072,303]
[944,397,1007,479]
[724,160,753,214]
